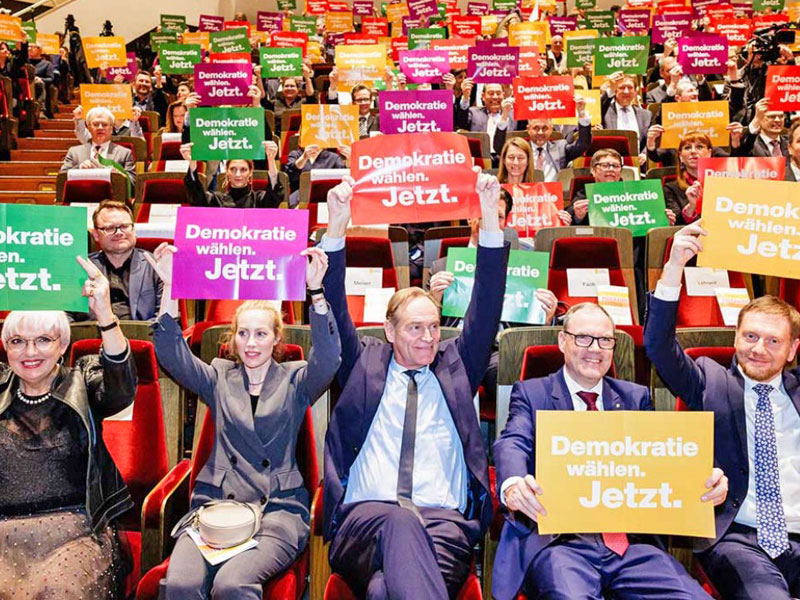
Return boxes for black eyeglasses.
[97,223,133,235]
[563,331,616,349]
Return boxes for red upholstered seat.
[138,115,154,160]
[323,572,484,599]
[140,178,185,204]
[519,344,617,380]
[115,141,139,163]
[63,179,113,204]
[438,237,471,260]
[585,135,633,157]
[568,175,596,203]
[69,339,168,595]
[156,140,182,161]
[309,178,341,204]
[779,278,800,312]
[346,237,398,289]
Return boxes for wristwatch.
[98,318,120,332]
[307,286,325,297]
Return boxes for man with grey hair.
[60,106,136,187]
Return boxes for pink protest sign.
[549,16,577,36]
[199,15,225,32]
[378,89,453,134]
[194,62,252,106]
[679,34,728,74]
[467,1,489,14]
[108,52,137,82]
[173,207,309,300]
[653,13,693,43]
[399,50,450,83]
[354,0,375,15]
[618,9,651,33]
[408,0,439,20]
[257,12,284,33]
[467,44,519,83]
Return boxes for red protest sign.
[430,38,473,70]
[513,76,575,119]
[502,182,564,237]
[350,133,480,225]
[224,20,252,36]
[765,65,800,112]
[271,31,309,56]
[209,52,252,64]
[698,156,785,185]
[753,14,789,29]
[518,46,542,76]
[391,37,409,62]
[344,33,380,44]
[450,16,482,37]
[705,4,735,20]
[362,17,389,36]
[711,18,752,46]
[306,0,330,14]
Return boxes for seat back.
[69,339,168,530]
[345,236,398,288]
[567,174,595,203]
[520,344,617,380]
[204,299,296,325]
[585,135,633,157]
[438,236,471,259]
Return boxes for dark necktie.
[772,139,783,158]
[536,147,545,171]
[93,145,101,161]
[397,369,424,523]
[577,390,629,556]
[359,116,368,137]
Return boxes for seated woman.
[180,140,283,208]
[160,100,186,135]
[663,131,709,225]
[146,243,341,599]
[264,70,316,137]
[0,257,137,598]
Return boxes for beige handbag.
[172,500,262,549]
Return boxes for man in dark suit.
[69,200,162,322]
[320,171,510,598]
[601,73,652,160]
[493,302,727,600]
[645,56,680,105]
[734,97,790,158]
[645,222,800,599]
[455,80,517,157]
[60,106,136,187]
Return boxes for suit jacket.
[285,149,347,193]
[322,241,510,542]
[495,123,592,174]
[644,295,800,552]
[454,105,517,155]
[60,141,136,187]
[601,96,652,151]
[492,368,653,600]
[733,131,789,158]
[645,83,669,105]
[786,162,798,181]
[153,308,341,544]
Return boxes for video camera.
[747,22,800,64]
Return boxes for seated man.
[645,223,800,599]
[601,73,651,163]
[321,171,509,598]
[455,80,517,157]
[734,97,791,158]
[60,107,136,188]
[69,201,162,322]
[493,302,727,600]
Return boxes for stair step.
[0,162,62,176]
[10,149,66,162]
[0,191,56,204]
[40,119,74,130]
[17,138,75,151]
[0,176,57,191]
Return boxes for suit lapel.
[128,251,144,319]
[254,361,284,444]
[602,379,625,410]
[363,344,393,432]
[552,369,574,411]
[726,362,748,461]
[782,369,800,421]
[434,349,470,442]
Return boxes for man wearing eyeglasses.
[491,302,726,600]
[68,200,163,323]
[733,98,791,159]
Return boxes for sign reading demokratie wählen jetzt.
[378,89,454,133]
[350,132,480,225]
[190,107,265,161]
[536,411,715,537]
[0,205,88,311]
[698,177,800,278]
[593,36,649,75]
[586,180,669,236]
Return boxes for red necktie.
[576,390,630,556]
[536,147,545,171]
[772,140,782,158]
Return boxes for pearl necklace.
[16,387,51,405]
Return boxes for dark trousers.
[699,522,800,599]
[329,501,480,600]
[523,534,708,600]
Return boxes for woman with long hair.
[663,131,711,225]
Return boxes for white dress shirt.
[615,103,639,134]
[532,145,558,182]
[91,140,111,159]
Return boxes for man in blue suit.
[493,302,726,600]
[645,223,800,599]
[320,170,509,598]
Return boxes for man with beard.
[131,69,167,126]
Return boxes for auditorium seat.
[70,338,168,596]
[299,170,345,207]
[137,396,317,600]
[779,277,800,313]
[438,236,471,259]
[56,170,131,205]
[344,236,399,325]
[519,344,618,380]
[323,572,484,599]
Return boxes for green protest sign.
[586,180,669,237]
[190,107,265,161]
[21,21,36,44]
[209,28,250,54]
[754,0,784,10]
[158,43,202,75]
[0,205,88,311]
[442,248,551,324]
[160,14,187,32]
[381,2,388,15]
[150,31,178,51]
[593,35,650,75]
[576,0,596,8]
[438,3,448,18]
[278,0,298,10]
[408,27,447,49]
[567,38,595,68]
[579,10,615,32]
[290,16,318,35]
[260,47,303,78]
[493,0,518,11]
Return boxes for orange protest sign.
[80,84,134,119]
[518,46,542,76]
[36,33,61,55]
[0,15,25,43]
[82,36,127,68]
[182,31,210,51]
[306,41,325,63]
[300,104,359,148]
[335,44,387,91]
[553,88,602,125]
[508,21,547,51]
[513,76,575,119]
[502,182,564,238]
[481,15,499,36]
[535,411,715,537]
[326,11,355,33]
[430,37,473,70]
[661,100,730,149]
[386,2,410,23]
[350,132,480,225]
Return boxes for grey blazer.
[601,99,651,151]
[153,307,341,550]
[60,141,136,187]
[455,105,518,155]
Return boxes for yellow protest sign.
[307,41,324,64]
[182,31,210,51]
[80,84,134,120]
[481,15,499,36]
[36,33,61,55]
[553,88,602,125]
[535,410,715,537]
[0,15,24,43]
[661,100,730,149]
[386,2,409,25]
[697,177,800,278]
[301,104,359,148]
[335,44,387,92]
[508,22,547,51]
[564,28,598,51]
[82,36,127,68]
[326,11,355,33]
